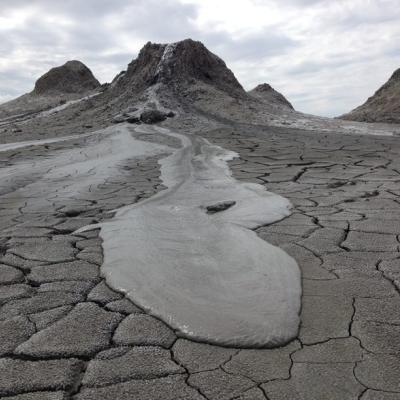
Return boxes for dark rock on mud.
[206,201,236,214]
[140,110,168,124]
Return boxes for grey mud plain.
[0,121,400,400]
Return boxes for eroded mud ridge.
[0,124,399,399]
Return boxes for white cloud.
[0,0,399,117]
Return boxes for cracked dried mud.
[0,120,399,399]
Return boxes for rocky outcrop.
[112,109,174,124]
[140,110,170,124]
[340,68,400,123]
[103,39,251,125]
[249,83,294,110]
[33,60,100,95]
[109,39,247,103]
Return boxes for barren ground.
[0,121,399,400]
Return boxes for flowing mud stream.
[97,125,301,347]
[1,123,301,347]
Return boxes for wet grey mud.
[95,124,300,348]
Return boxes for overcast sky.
[0,0,399,116]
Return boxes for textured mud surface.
[0,123,400,399]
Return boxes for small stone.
[206,200,236,214]
[140,109,167,124]
[126,115,140,124]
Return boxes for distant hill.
[249,83,294,110]
[3,39,393,138]
[33,60,100,95]
[340,68,400,123]
[0,60,100,119]
[105,38,298,123]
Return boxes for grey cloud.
[1,0,130,19]
[0,0,399,117]
[0,69,35,98]
[334,4,400,29]
[251,0,328,6]
[205,32,297,62]
[0,0,296,89]
[85,52,135,65]
[116,0,198,41]
[287,59,352,76]
[4,0,199,80]
[285,44,400,77]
